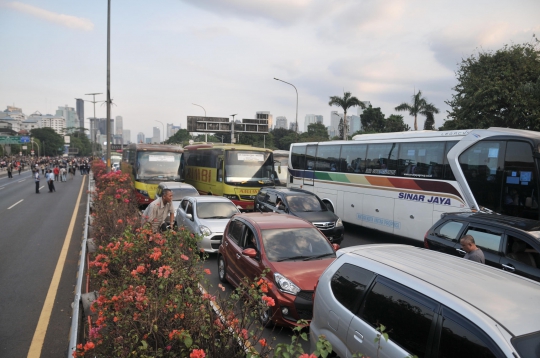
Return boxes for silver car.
[310,244,540,358]
[175,196,240,253]
[156,182,200,224]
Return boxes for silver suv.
[310,244,540,358]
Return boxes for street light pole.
[192,103,207,142]
[155,120,165,143]
[274,78,298,139]
[84,93,103,157]
[106,0,112,172]
[230,114,237,144]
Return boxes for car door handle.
[236,253,241,259]
[456,248,466,255]
[354,331,363,343]
[502,264,516,272]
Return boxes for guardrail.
[67,173,92,357]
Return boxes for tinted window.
[505,235,540,268]
[316,145,341,171]
[512,331,540,358]
[286,195,326,212]
[306,145,317,170]
[261,228,335,262]
[437,221,465,242]
[398,142,445,178]
[331,264,374,312]
[464,226,502,252]
[291,145,306,170]
[365,143,398,176]
[438,308,499,358]
[360,281,436,357]
[228,220,244,244]
[459,141,505,212]
[240,226,258,250]
[339,144,367,173]
[443,141,458,180]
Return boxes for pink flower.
[204,269,211,275]
[262,295,275,307]
[181,254,189,261]
[190,349,206,358]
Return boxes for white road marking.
[39,186,45,190]
[18,179,26,183]
[8,199,23,209]
[0,187,4,190]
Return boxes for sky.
[1,0,539,141]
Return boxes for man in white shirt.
[142,189,174,233]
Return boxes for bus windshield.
[225,150,274,184]
[137,151,182,180]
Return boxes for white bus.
[288,128,540,241]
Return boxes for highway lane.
[0,172,88,358]
[200,223,423,353]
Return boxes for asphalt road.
[201,222,423,354]
[0,170,88,358]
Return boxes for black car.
[424,212,540,282]
[254,187,345,244]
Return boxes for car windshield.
[137,151,182,180]
[170,188,199,200]
[286,195,326,212]
[262,228,335,262]
[196,202,238,219]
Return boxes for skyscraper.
[256,111,273,128]
[304,114,323,132]
[75,99,84,132]
[330,111,342,136]
[153,127,160,143]
[123,130,131,144]
[56,105,79,133]
[137,132,145,144]
[115,116,123,136]
[275,116,287,129]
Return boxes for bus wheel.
[323,200,334,213]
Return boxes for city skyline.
[1,1,538,136]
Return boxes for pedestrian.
[46,169,56,192]
[69,163,74,180]
[34,169,41,194]
[7,162,12,178]
[460,235,485,264]
[54,166,60,181]
[60,167,66,182]
[141,189,174,233]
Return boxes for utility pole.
[84,93,103,157]
[106,0,112,172]
[230,114,237,144]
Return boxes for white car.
[156,182,200,224]
[175,196,240,253]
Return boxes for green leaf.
[183,336,193,348]
[141,340,148,350]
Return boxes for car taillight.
[424,230,430,249]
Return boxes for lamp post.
[84,93,103,157]
[274,78,298,139]
[31,139,40,157]
[192,103,207,142]
[230,114,237,144]
[105,0,112,172]
[155,120,165,143]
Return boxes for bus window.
[459,141,505,212]
[339,144,367,173]
[306,145,317,170]
[291,145,306,170]
[224,150,274,184]
[316,145,341,172]
[398,142,444,178]
[503,141,538,219]
[365,143,399,176]
[443,141,458,180]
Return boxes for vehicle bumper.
[319,226,345,244]
[199,233,224,254]
[267,287,314,328]
[231,199,254,211]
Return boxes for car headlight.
[199,225,212,236]
[336,218,343,227]
[137,189,149,196]
[274,273,301,295]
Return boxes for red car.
[218,212,338,327]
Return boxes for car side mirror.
[332,243,340,251]
[186,213,193,220]
[242,248,257,258]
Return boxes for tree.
[395,90,439,130]
[442,42,540,130]
[165,129,192,145]
[386,114,410,132]
[271,128,297,150]
[30,127,64,156]
[306,122,329,140]
[70,131,92,156]
[328,92,366,139]
[360,105,386,133]
[423,112,435,130]
[338,118,345,139]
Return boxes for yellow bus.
[183,143,278,210]
[122,143,184,206]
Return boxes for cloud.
[4,2,94,31]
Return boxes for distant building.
[167,124,181,139]
[153,127,160,143]
[116,116,123,136]
[304,114,323,132]
[75,99,85,132]
[289,122,298,132]
[275,116,287,129]
[123,129,131,144]
[0,106,26,132]
[56,105,79,133]
[137,132,145,144]
[349,115,361,135]
[145,138,152,144]
[329,111,342,137]
[26,112,65,135]
[256,111,273,128]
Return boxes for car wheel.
[259,301,274,327]
[218,255,228,283]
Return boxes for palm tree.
[329,92,366,140]
[395,90,439,130]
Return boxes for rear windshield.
[285,195,326,212]
[196,202,238,219]
[170,188,199,199]
[512,331,540,357]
